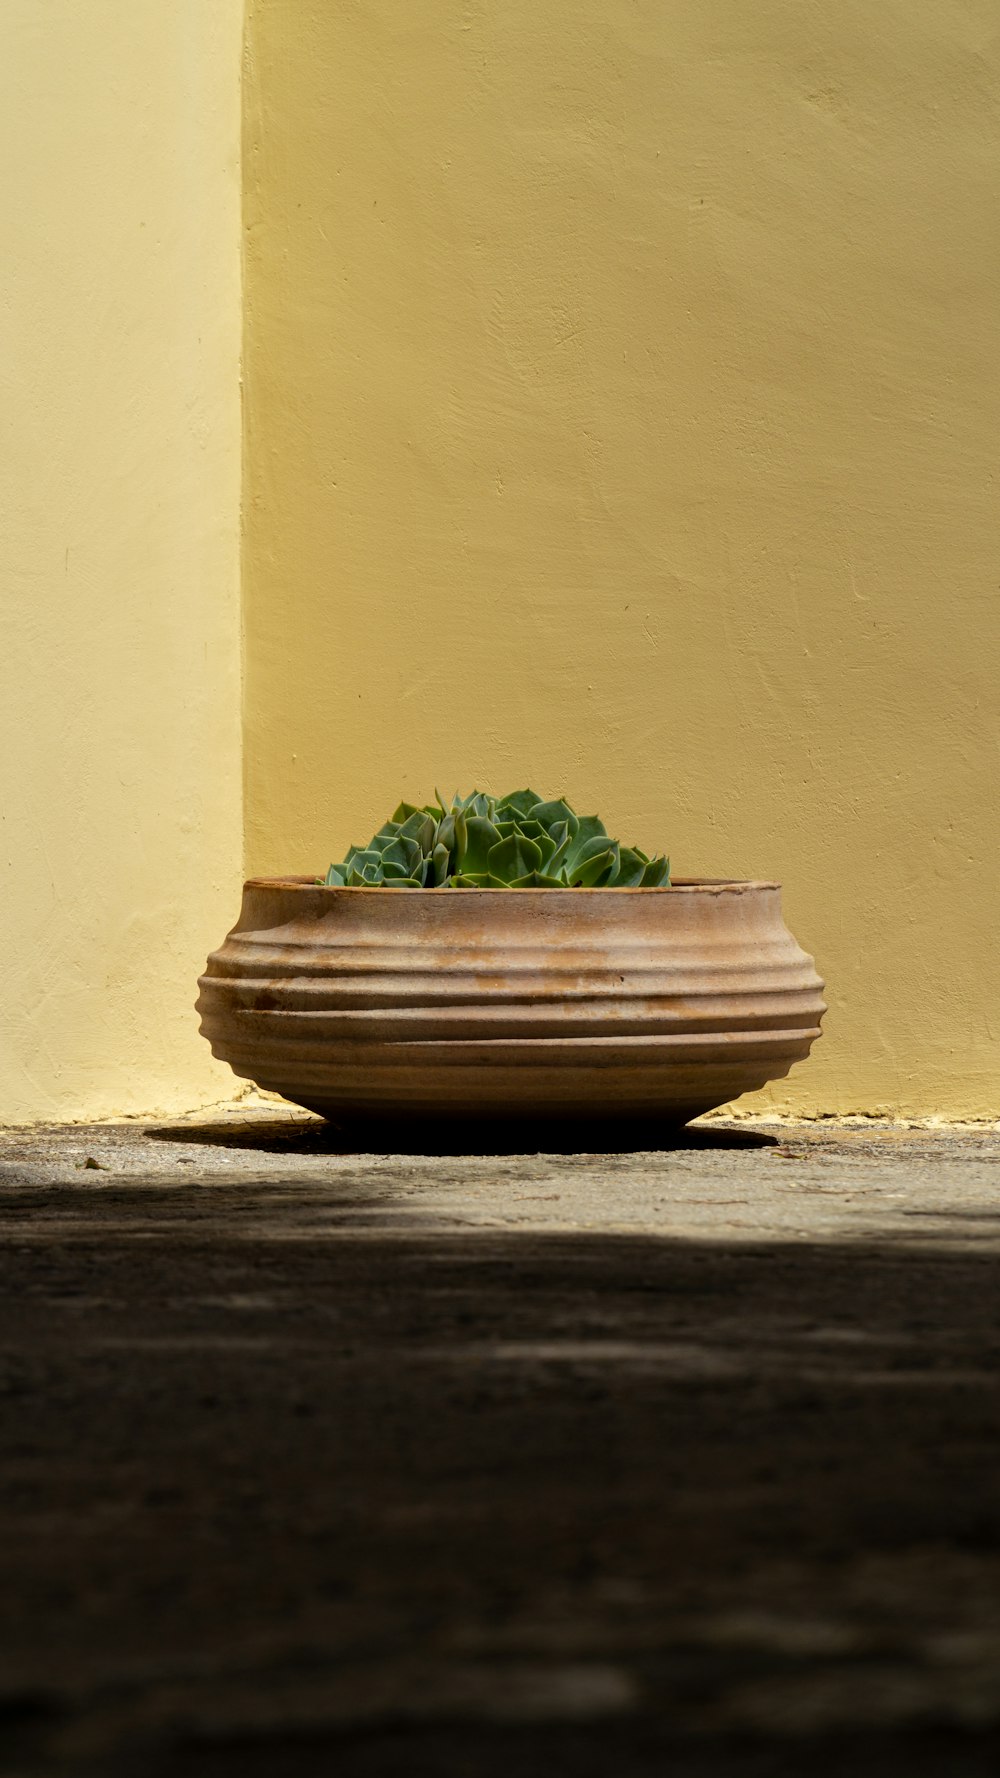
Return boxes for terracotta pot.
[197,879,825,1128]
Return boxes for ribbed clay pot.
[197,879,825,1128]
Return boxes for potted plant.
[197,790,825,1126]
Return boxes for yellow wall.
[0,3,244,1121]
[244,0,1000,1119]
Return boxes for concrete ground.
[1,1104,999,1776]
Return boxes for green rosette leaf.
[396,810,436,853]
[487,832,543,883]
[347,859,384,886]
[562,815,608,875]
[614,846,648,887]
[436,811,455,850]
[375,836,414,875]
[494,789,542,818]
[459,815,502,874]
[545,821,572,879]
[641,855,670,886]
[570,845,618,887]
[565,834,616,882]
[527,799,579,841]
[600,841,622,885]
[345,847,383,874]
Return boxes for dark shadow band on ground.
[147,1113,778,1156]
[0,1180,997,1777]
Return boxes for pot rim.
[244,876,781,895]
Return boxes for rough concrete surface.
[1,1103,999,1776]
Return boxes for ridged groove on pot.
[197,880,825,1122]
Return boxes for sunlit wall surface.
[0,2,243,1120]
[243,0,1000,1118]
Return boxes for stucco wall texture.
[243,0,1000,1119]
[0,3,244,1121]
[3,3,997,1124]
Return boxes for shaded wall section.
[0,2,244,1120]
[243,0,1000,1117]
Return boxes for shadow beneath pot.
[147,1115,777,1157]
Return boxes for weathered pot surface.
[197,879,825,1129]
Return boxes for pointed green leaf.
[345,847,382,874]
[385,837,422,872]
[495,817,548,850]
[435,812,455,862]
[347,859,385,886]
[532,829,558,870]
[563,812,606,858]
[397,810,436,852]
[641,855,670,886]
[546,821,572,878]
[600,841,622,885]
[323,863,347,886]
[527,799,579,841]
[615,847,647,887]
[577,813,608,840]
[510,871,565,887]
[432,842,451,886]
[566,834,617,878]
[570,846,617,887]
[374,837,408,873]
[460,816,502,874]
[494,789,542,817]
[487,833,543,882]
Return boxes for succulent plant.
[320,790,670,889]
